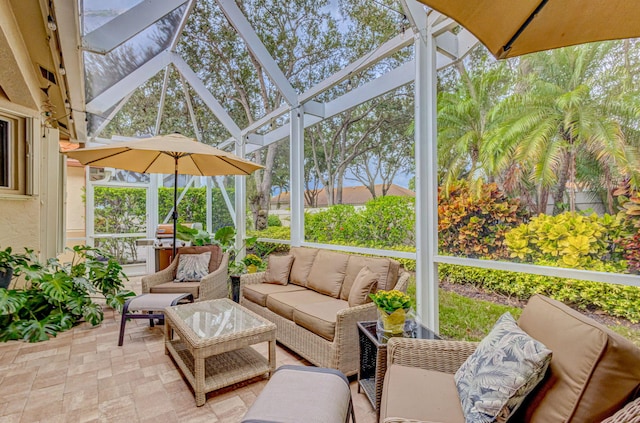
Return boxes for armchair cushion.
[264,254,294,285]
[381,364,465,422]
[149,281,200,298]
[455,312,552,423]
[175,251,211,282]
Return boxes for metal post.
[235,139,247,260]
[172,156,179,259]
[413,6,439,331]
[289,106,304,246]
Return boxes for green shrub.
[267,214,282,227]
[505,212,628,269]
[248,226,291,255]
[438,181,528,259]
[440,263,640,322]
[305,196,415,248]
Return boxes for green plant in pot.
[0,245,134,342]
[0,247,31,289]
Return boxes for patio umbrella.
[416,0,640,59]
[66,133,263,257]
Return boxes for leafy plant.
[440,263,640,323]
[267,214,282,227]
[0,246,32,279]
[438,181,528,259]
[369,290,412,313]
[242,254,262,267]
[0,245,134,342]
[505,212,629,268]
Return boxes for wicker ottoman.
[242,365,355,423]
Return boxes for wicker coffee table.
[164,298,277,406]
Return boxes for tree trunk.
[552,153,571,215]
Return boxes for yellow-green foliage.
[440,263,640,323]
[505,212,628,269]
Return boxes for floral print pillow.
[454,312,552,423]
[175,252,211,282]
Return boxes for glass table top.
[171,299,267,340]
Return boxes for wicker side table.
[357,320,440,416]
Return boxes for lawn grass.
[406,278,640,346]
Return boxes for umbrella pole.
[172,156,178,260]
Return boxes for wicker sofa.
[379,295,640,423]
[240,247,409,377]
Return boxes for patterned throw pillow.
[175,252,211,282]
[454,312,552,423]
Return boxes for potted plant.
[0,247,30,289]
[369,290,412,337]
[242,254,263,273]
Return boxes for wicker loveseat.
[380,295,640,423]
[240,247,409,377]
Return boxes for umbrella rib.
[217,156,252,174]
[80,148,132,165]
[141,152,164,174]
[502,0,549,54]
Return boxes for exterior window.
[0,113,26,194]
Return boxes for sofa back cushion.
[289,247,319,286]
[306,250,350,298]
[176,245,223,274]
[516,295,640,422]
[341,255,400,300]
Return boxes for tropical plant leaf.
[0,320,25,341]
[106,290,135,313]
[82,303,104,326]
[21,318,59,342]
[0,289,27,315]
[48,311,76,331]
[39,274,72,303]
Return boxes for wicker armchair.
[383,337,640,423]
[141,245,229,301]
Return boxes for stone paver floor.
[0,277,377,423]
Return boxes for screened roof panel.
[83,4,187,102]
[81,0,145,35]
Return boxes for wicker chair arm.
[392,272,411,293]
[141,258,178,293]
[198,253,229,301]
[600,396,640,423]
[240,271,266,288]
[387,337,478,374]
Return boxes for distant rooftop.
[271,184,414,208]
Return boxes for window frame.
[0,111,27,196]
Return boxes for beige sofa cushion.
[293,299,349,342]
[242,283,305,307]
[266,290,332,320]
[306,250,349,298]
[516,295,640,422]
[341,256,400,300]
[380,364,464,423]
[150,281,200,299]
[347,267,378,307]
[264,255,294,285]
[289,247,319,286]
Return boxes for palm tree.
[487,43,640,214]
[437,52,511,191]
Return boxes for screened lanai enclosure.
[62,0,640,332]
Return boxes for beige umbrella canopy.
[417,0,640,59]
[67,133,263,255]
